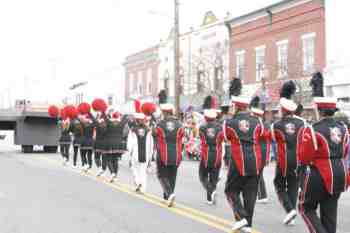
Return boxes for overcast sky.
[0,0,279,106]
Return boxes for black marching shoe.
[206,192,213,205]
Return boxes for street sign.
[69,81,88,90]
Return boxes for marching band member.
[71,117,83,169]
[293,103,309,189]
[271,81,305,225]
[250,96,271,204]
[153,103,185,207]
[79,114,94,172]
[223,96,263,233]
[127,112,154,193]
[94,113,107,177]
[272,98,304,225]
[299,97,349,233]
[220,100,233,169]
[102,111,128,182]
[199,109,224,205]
[59,116,71,166]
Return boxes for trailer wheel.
[44,146,57,153]
[22,145,33,153]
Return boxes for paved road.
[0,134,350,233]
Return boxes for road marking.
[38,155,261,233]
[0,192,6,199]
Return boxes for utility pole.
[174,0,180,115]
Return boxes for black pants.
[94,151,102,168]
[257,167,268,200]
[199,162,220,201]
[225,164,259,227]
[105,154,120,175]
[224,145,231,167]
[297,164,307,188]
[299,168,341,233]
[73,145,79,166]
[101,153,108,171]
[80,149,93,168]
[274,167,298,213]
[156,160,178,200]
[60,144,70,160]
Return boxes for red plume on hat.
[141,102,157,116]
[112,111,121,119]
[48,105,59,118]
[134,99,142,113]
[65,105,78,119]
[77,102,91,114]
[92,98,108,113]
[60,108,68,120]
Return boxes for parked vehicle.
[0,100,60,153]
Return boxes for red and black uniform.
[272,116,305,214]
[94,118,107,170]
[71,119,83,167]
[80,120,94,168]
[199,120,224,201]
[223,112,263,227]
[102,118,128,176]
[257,122,272,201]
[154,116,185,200]
[59,119,71,161]
[299,118,349,233]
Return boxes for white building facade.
[325,0,350,104]
[158,12,230,108]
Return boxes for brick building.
[123,46,160,103]
[123,12,230,109]
[226,0,325,110]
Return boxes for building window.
[197,62,205,92]
[164,71,170,92]
[148,83,152,94]
[137,71,143,95]
[235,50,245,80]
[255,45,266,81]
[214,56,223,91]
[138,84,142,95]
[164,78,169,90]
[179,67,184,94]
[276,40,288,78]
[147,69,153,94]
[302,33,316,74]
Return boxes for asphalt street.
[0,132,350,233]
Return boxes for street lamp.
[174,0,180,115]
[148,2,180,115]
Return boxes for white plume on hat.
[251,108,264,116]
[203,109,217,119]
[231,96,250,106]
[160,103,174,112]
[280,98,298,112]
[134,112,146,120]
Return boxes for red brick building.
[226,0,325,109]
[123,46,160,102]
